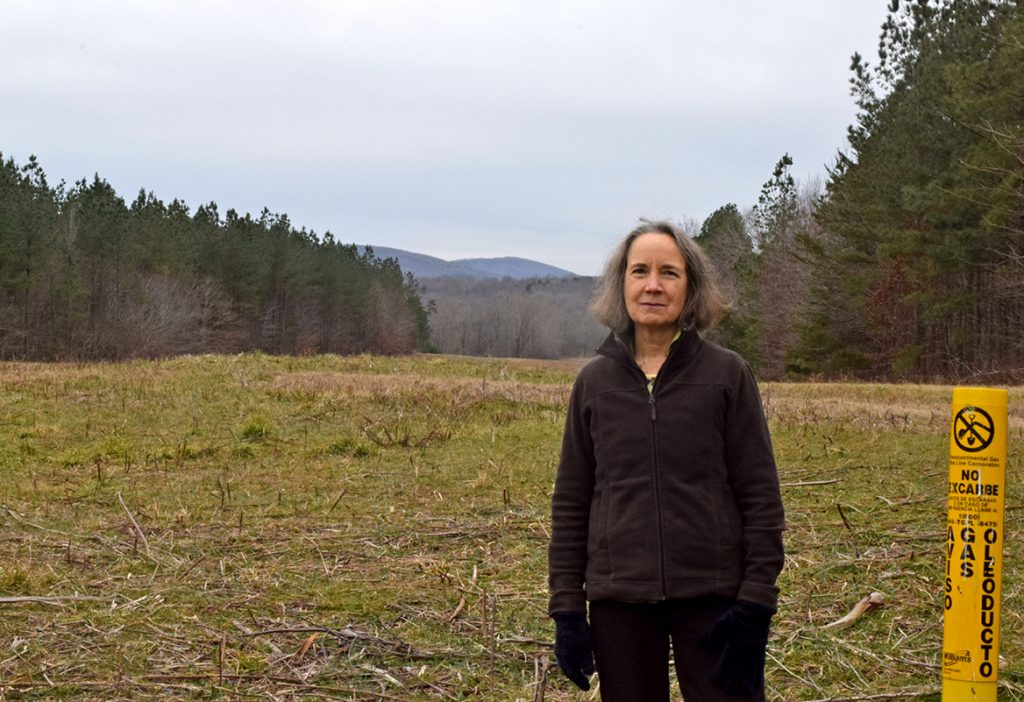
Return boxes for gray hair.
[590,219,730,336]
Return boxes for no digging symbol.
[954,405,995,453]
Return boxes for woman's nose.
[644,275,663,291]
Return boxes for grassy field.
[0,353,1022,701]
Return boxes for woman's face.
[624,232,688,334]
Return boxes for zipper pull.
[649,393,656,421]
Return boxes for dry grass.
[0,356,1021,700]
[269,370,570,407]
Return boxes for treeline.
[0,156,429,360]
[807,0,1024,380]
[423,275,606,359]
[697,0,1024,382]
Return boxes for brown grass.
[0,355,1021,700]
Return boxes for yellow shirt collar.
[644,329,683,382]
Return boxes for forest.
[2,0,1023,381]
[422,275,606,360]
[701,0,1024,381]
[0,161,430,360]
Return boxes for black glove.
[552,611,595,690]
[701,600,775,696]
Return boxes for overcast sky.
[2,1,887,275]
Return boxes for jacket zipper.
[648,380,667,599]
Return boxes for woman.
[548,220,784,701]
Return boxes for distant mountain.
[358,245,577,280]
[455,257,577,279]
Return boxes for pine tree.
[815,0,1024,378]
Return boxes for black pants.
[589,598,766,702]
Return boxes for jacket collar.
[596,326,703,375]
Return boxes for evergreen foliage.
[0,154,430,360]
[695,203,759,366]
[812,0,1024,379]
[698,162,819,380]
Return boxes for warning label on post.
[953,406,995,452]
[942,388,1007,696]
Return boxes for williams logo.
[944,649,972,665]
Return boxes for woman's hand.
[552,611,595,690]
[701,600,774,696]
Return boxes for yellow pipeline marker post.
[942,387,1008,702]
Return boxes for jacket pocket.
[602,481,660,583]
[587,491,611,578]
[660,480,741,582]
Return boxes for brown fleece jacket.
[548,329,785,614]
